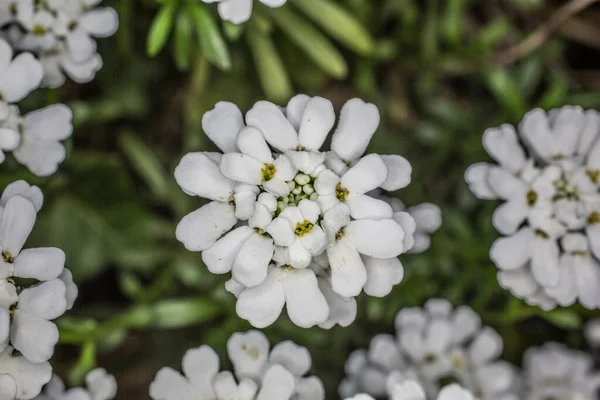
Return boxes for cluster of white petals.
[0,0,118,87]
[466,106,600,310]
[202,0,287,25]
[150,329,324,400]
[34,368,117,400]
[0,180,78,399]
[346,379,474,400]
[521,342,600,399]
[340,299,518,400]
[175,96,424,329]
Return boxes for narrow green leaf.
[265,7,347,78]
[484,68,527,120]
[222,20,245,41]
[148,298,221,328]
[292,0,374,55]
[147,4,176,57]
[173,11,193,70]
[188,3,231,70]
[247,21,292,103]
[540,309,582,330]
[68,341,97,386]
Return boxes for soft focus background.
[6,0,600,397]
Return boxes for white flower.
[39,42,104,88]
[0,104,73,176]
[466,106,600,310]
[202,0,287,25]
[340,299,519,400]
[345,380,475,400]
[0,345,52,400]
[0,39,42,120]
[149,330,324,400]
[585,318,600,348]
[34,368,117,400]
[175,96,418,328]
[522,342,600,400]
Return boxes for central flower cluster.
[175,96,417,329]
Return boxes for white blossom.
[0,345,52,400]
[202,0,287,25]
[466,106,600,309]
[340,299,519,400]
[149,329,324,400]
[0,104,73,176]
[345,380,475,400]
[522,342,600,399]
[34,368,117,400]
[175,96,419,328]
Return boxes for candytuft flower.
[149,329,324,400]
[466,106,600,310]
[340,299,518,400]
[345,380,474,400]
[202,0,287,25]
[34,368,117,400]
[0,345,52,400]
[175,96,420,328]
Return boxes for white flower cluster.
[150,329,324,400]
[346,380,474,400]
[0,0,118,88]
[0,38,73,176]
[202,0,287,25]
[339,299,518,400]
[34,368,117,400]
[522,342,600,399]
[0,180,78,399]
[466,106,600,310]
[175,96,422,329]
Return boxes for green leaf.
[148,298,221,328]
[147,4,176,57]
[484,68,527,120]
[540,309,582,330]
[266,7,347,78]
[68,341,97,386]
[247,21,293,103]
[222,20,245,41]
[292,0,374,55]
[188,3,231,70]
[173,11,193,70]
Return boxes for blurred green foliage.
[6,0,600,397]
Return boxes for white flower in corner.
[0,345,52,400]
[0,105,73,176]
[149,330,324,400]
[340,299,519,400]
[522,342,600,400]
[466,106,600,310]
[34,368,117,400]
[175,96,417,329]
[0,39,43,120]
[202,0,287,25]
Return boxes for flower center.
[535,229,549,239]
[261,163,276,182]
[2,252,14,263]
[240,344,260,360]
[32,24,47,36]
[68,20,78,31]
[8,3,17,16]
[277,173,317,213]
[526,190,538,206]
[295,220,314,237]
[553,174,579,201]
[335,182,349,202]
[423,353,437,363]
[588,212,600,225]
[587,169,600,184]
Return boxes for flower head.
[34,368,117,400]
[0,345,52,400]
[202,0,287,25]
[149,329,324,400]
[466,106,600,310]
[340,299,518,400]
[175,96,419,328]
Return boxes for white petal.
[0,196,36,256]
[0,308,8,353]
[573,255,600,308]
[331,99,380,162]
[300,225,327,256]
[246,101,298,152]
[213,371,240,400]
[285,94,311,131]
[492,200,529,235]
[86,368,117,400]
[202,226,254,274]
[451,306,481,343]
[328,237,367,297]
[317,278,357,329]
[59,269,78,310]
[80,8,119,37]
[346,195,393,220]
[175,152,234,201]
[437,384,474,400]
[23,104,72,141]
[218,0,253,24]
[0,180,43,212]
[298,199,321,223]
[0,129,19,151]
[175,202,237,251]
[490,228,532,270]
[266,218,295,247]
[13,139,66,177]
[11,310,59,363]
[380,155,412,191]
[232,233,273,288]
[288,237,312,269]
[487,167,528,201]
[294,377,325,400]
[482,125,526,172]
[269,340,311,376]
[237,268,285,328]
[149,368,199,400]
[18,280,67,320]
[341,154,388,196]
[0,281,18,309]
[544,255,577,307]
[60,52,103,85]
[256,364,295,400]
[0,347,51,400]
[393,212,416,252]
[464,163,497,200]
[282,268,328,328]
[314,169,340,196]
[531,236,560,287]
[66,29,97,63]
[202,102,243,152]
[237,126,274,163]
[497,269,538,297]
[259,0,287,6]
[13,248,65,281]
[298,96,335,151]
[408,203,442,234]
[468,327,502,365]
[220,153,264,185]
[0,53,42,102]
[362,256,403,297]
[227,330,270,380]
[518,108,556,161]
[551,106,584,157]
[182,345,219,395]
[345,219,405,258]
[233,184,259,221]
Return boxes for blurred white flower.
[585,318,600,348]
[0,345,52,400]
[522,342,600,399]
[202,0,287,25]
[345,380,474,400]
[149,329,324,400]
[466,106,600,310]
[340,299,519,400]
[0,104,73,176]
[175,96,420,329]
[34,368,117,400]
